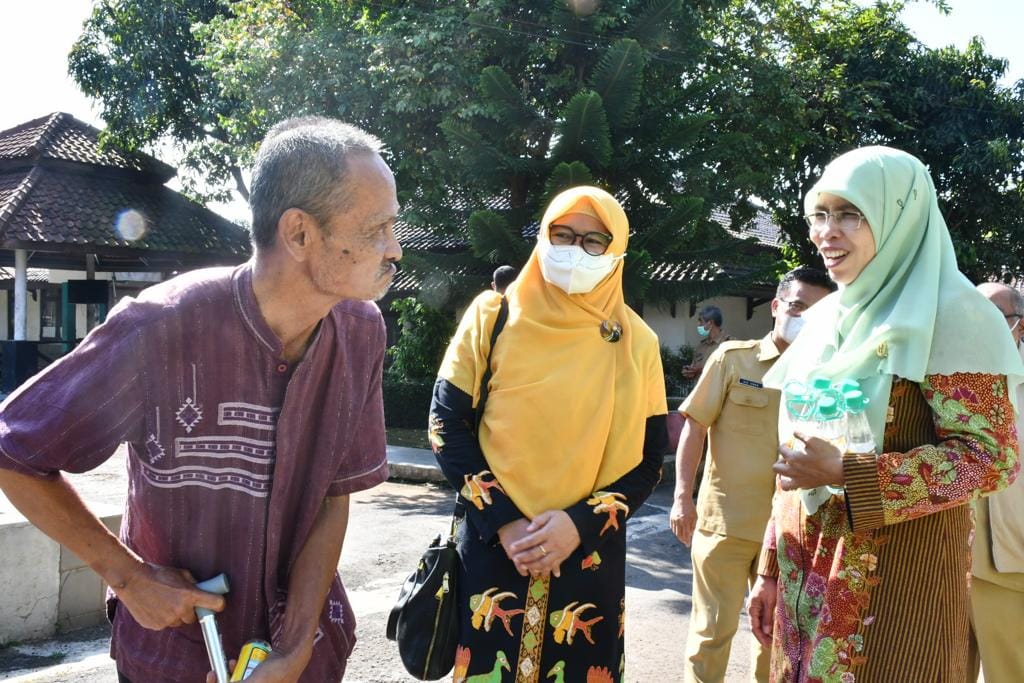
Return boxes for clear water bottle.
[843,389,875,457]
[801,391,848,513]
[782,380,816,448]
[813,393,848,447]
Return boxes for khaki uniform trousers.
[684,529,770,683]
[969,576,1024,683]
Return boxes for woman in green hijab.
[746,147,1022,681]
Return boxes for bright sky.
[894,0,1023,83]
[0,0,1021,197]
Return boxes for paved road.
[1,455,758,682]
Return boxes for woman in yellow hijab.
[429,186,667,683]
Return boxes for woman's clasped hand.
[500,511,581,578]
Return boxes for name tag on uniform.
[739,378,763,388]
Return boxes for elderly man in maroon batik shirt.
[0,117,402,682]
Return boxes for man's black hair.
[492,265,518,293]
[776,267,837,298]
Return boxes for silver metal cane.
[195,573,231,683]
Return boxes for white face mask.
[537,239,624,295]
[777,312,805,344]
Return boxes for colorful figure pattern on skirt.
[545,660,615,683]
[454,648,511,683]
[549,602,603,645]
[463,470,505,511]
[470,588,526,637]
[453,519,628,683]
[587,491,629,535]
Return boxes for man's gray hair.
[978,281,1024,316]
[249,116,384,249]
[1009,286,1024,316]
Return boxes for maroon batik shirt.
[0,263,389,682]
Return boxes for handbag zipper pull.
[435,571,450,601]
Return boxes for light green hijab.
[765,146,1024,449]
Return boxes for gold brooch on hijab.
[600,320,622,343]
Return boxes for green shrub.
[382,377,436,429]
[386,297,456,382]
[661,344,694,397]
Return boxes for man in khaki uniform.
[682,305,733,380]
[670,267,834,682]
[970,282,1024,683]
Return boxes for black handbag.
[386,519,462,680]
[385,297,508,680]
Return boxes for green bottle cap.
[838,379,860,394]
[810,377,831,391]
[817,395,840,418]
[844,390,869,413]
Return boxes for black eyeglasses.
[549,224,612,256]
[778,297,809,313]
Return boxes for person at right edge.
[429,186,668,683]
[747,146,1023,681]
[970,282,1024,683]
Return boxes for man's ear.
[770,297,780,318]
[277,208,317,262]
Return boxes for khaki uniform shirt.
[972,381,1024,591]
[691,332,733,372]
[680,335,781,543]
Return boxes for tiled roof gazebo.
[0,112,251,272]
[0,113,252,385]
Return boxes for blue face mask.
[697,324,710,338]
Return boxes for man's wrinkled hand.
[113,563,225,631]
[748,575,778,648]
[669,496,698,547]
[221,650,308,683]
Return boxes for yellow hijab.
[438,186,667,518]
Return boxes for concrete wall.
[0,502,121,644]
[643,295,774,352]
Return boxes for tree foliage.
[761,0,1024,281]
[69,0,1024,300]
[385,297,457,381]
[68,0,249,202]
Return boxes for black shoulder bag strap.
[473,296,509,434]
[452,296,508,524]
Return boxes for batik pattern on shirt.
[762,374,1018,682]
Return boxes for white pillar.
[13,249,27,341]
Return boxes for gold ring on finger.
[539,544,548,556]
